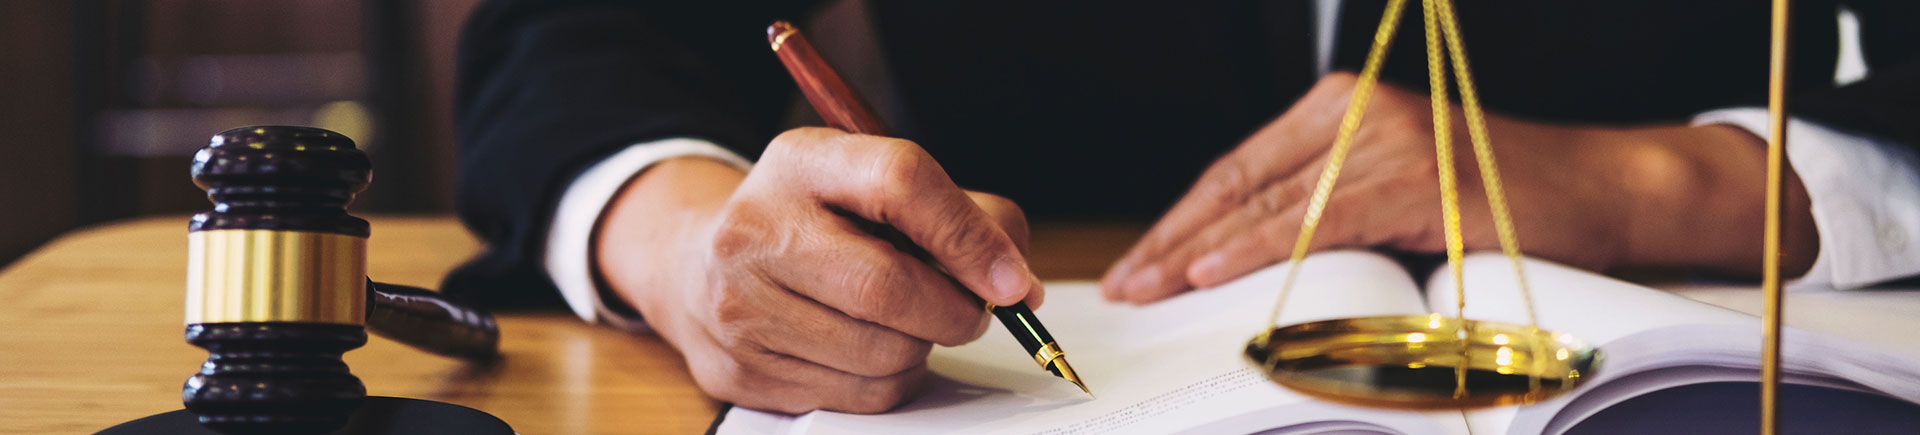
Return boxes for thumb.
[965,190,1044,308]
[965,191,1030,257]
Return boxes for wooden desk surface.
[0,215,1148,434]
[13,216,1920,434]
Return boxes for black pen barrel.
[992,303,1062,374]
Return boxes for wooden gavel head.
[184,126,373,435]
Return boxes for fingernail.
[990,257,1031,303]
[1123,265,1163,300]
[1101,260,1134,293]
[1190,253,1226,286]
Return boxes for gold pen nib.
[1051,357,1093,398]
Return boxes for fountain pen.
[767,20,1090,397]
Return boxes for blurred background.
[0,0,480,267]
[0,0,1873,271]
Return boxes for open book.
[717,251,1920,434]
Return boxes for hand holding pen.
[768,20,1091,396]
[588,28,1052,416]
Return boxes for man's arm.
[1709,0,1920,288]
[447,2,1045,413]
[1695,110,1920,289]
[542,138,747,328]
[444,0,810,307]
[592,129,1042,413]
[1101,74,1821,303]
[1105,5,1920,301]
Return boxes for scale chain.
[1263,0,1410,332]
[1432,0,1547,395]
[1434,0,1540,330]
[1418,0,1471,400]
[1264,0,1546,388]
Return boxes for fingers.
[709,271,935,378]
[693,210,961,414]
[1102,157,1252,292]
[662,128,1047,415]
[769,128,1040,306]
[1181,203,1311,288]
[682,326,929,414]
[966,191,1030,256]
[1111,161,1429,303]
[1107,212,1251,303]
[738,355,929,415]
[1185,180,1423,288]
[1106,153,1326,303]
[760,219,994,347]
[965,190,1044,308]
[1100,87,1356,299]
[1104,74,1437,302]
[1103,156,1275,300]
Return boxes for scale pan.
[1246,314,1597,409]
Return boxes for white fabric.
[1313,0,1340,77]
[542,138,749,324]
[1694,108,1920,290]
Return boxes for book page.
[1422,253,1751,343]
[1426,254,1920,435]
[1423,254,1749,434]
[722,250,1467,435]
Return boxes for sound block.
[96,397,513,435]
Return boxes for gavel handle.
[366,279,501,361]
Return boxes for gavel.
[181,126,500,435]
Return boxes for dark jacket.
[445,0,1920,310]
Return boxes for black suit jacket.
[445,0,1920,310]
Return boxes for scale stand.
[1244,0,1797,431]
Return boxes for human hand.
[595,127,1040,413]
[1102,72,1816,303]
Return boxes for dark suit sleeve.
[442,0,812,309]
[1794,1,1920,146]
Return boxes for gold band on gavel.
[185,230,367,325]
[1032,342,1065,368]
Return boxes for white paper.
[1427,253,1920,435]
[720,251,1920,435]
[721,251,1466,435]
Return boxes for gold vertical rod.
[1761,0,1792,433]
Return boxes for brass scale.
[1241,0,1802,432]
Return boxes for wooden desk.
[0,215,1149,434]
[24,216,1916,434]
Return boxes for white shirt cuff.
[543,138,751,326]
[1694,108,1920,290]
